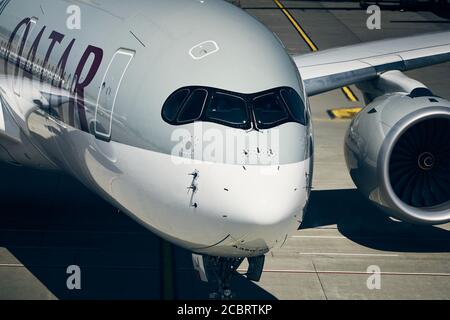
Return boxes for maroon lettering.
[69,45,103,131]
[5,17,31,76]
[25,26,46,73]
[52,38,75,87]
[7,18,104,133]
[41,31,65,81]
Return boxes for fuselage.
[0,0,313,257]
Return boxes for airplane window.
[205,92,249,128]
[252,92,289,129]
[177,89,208,123]
[162,89,190,122]
[280,88,306,125]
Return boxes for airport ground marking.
[237,268,450,277]
[0,263,24,267]
[273,0,359,103]
[341,86,359,102]
[3,263,450,277]
[327,107,363,119]
[292,234,450,241]
[292,235,347,239]
[297,252,399,257]
[274,0,319,51]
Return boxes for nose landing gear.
[192,254,265,300]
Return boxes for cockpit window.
[162,86,307,130]
[206,92,249,128]
[177,89,208,123]
[162,88,190,122]
[252,92,289,129]
[280,88,306,125]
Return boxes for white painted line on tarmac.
[0,263,24,267]
[297,252,399,257]
[292,235,450,241]
[241,269,450,277]
[4,264,448,277]
[292,235,347,239]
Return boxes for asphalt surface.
[0,0,449,299]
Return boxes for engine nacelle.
[345,93,450,225]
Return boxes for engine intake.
[345,93,450,225]
[389,118,450,208]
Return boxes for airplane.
[0,0,449,299]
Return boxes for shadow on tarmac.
[0,163,275,300]
[1,163,449,299]
[302,188,450,253]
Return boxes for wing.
[293,31,450,96]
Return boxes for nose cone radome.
[192,160,309,254]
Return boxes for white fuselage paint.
[58,124,311,257]
[0,96,4,132]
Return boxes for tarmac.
[0,0,449,299]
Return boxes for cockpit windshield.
[177,89,208,123]
[162,86,307,130]
[252,92,289,129]
[206,92,249,128]
[280,87,307,125]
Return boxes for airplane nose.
[192,160,310,255]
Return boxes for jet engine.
[344,73,450,225]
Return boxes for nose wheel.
[208,256,243,300]
[192,254,265,300]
